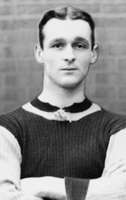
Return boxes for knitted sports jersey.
[0,97,126,199]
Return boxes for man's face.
[40,18,97,89]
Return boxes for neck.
[39,82,86,108]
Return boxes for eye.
[51,43,65,49]
[76,44,84,49]
[73,42,89,50]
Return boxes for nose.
[63,45,76,64]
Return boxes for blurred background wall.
[1,0,126,114]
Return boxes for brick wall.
[1,0,126,114]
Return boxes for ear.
[90,43,99,64]
[34,44,44,63]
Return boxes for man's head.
[35,6,98,90]
[39,6,95,50]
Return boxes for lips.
[61,67,78,71]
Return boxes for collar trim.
[31,97,92,113]
[22,101,101,122]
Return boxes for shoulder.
[0,101,42,139]
[0,99,44,128]
[0,107,25,132]
[95,106,126,136]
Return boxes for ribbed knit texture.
[0,99,126,200]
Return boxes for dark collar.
[31,97,92,113]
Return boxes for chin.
[60,80,83,89]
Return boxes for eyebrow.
[49,38,66,45]
[73,37,90,44]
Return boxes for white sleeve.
[102,128,126,176]
[85,128,126,200]
[0,126,41,200]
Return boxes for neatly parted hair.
[39,6,95,49]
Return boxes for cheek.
[78,52,91,66]
[43,53,60,75]
[43,53,55,68]
[43,50,59,65]
[43,51,52,62]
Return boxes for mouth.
[61,68,78,71]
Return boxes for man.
[0,5,126,200]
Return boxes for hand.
[21,176,66,200]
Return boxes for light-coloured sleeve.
[102,128,126,176]
[0,125,41,200]
[85,128,126,200]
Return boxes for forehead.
[43,18,91,43]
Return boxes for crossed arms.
[0,126,126,200]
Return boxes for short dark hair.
[39,6,95,49]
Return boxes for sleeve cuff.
[65,177,89,200]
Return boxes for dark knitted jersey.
[0,97,126,199]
